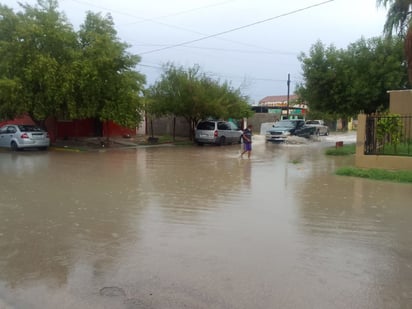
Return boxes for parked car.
[265,119,316,142]
[0,124,50,151]
[305,120,329,136]
[195,120,243,146]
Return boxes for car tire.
[11,141,19,151]
[217,136,225,146]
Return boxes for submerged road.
[0,132,411,309]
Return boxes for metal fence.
[365,114,412,156]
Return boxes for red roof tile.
[259,95,298,104]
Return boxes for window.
[196,121,215,130]
[18,125,43,132]
[7,126,16,133]
[228,122,239,130]
[218,122,230,130]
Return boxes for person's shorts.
[244,143,252,151]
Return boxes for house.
[0,115,142,143]
[258,95,308,119]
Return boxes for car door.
[217,121,231,143]
[228,122,240,142]
[0,126,7,147]
[3,126,17,147]
[0,126,16,147]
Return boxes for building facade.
[258,95,308,119]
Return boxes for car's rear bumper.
[18,139,50,148]
[195,137,218,144]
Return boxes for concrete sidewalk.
[50,135,191,151]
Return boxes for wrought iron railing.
[364,114,412,156]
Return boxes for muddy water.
[0,137,411,309]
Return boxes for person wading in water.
[240,124,252,159]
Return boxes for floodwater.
[0,134,411,309]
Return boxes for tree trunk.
[405,27,412,84]
[173,116,176,141]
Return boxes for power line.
[138,63,302,85]
[68,0,237,31]
[140,0,335,55]
[136,44,298,56]
[125,0,240,25]
[67,0,302,55]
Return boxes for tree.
[0,0,78,124]
[296,37,408,118]
[73,12,145,130]
[377,0,412,82]
[377,0,412,37]
[146,63,252,139]
[0,0,145,131]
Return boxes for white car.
[195,120,243,146]
[0,124,50,151]
[305,120,329,136]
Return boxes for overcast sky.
[4,0,388,104]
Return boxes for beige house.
[356,90,412,171]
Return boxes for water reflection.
[0,140,411,308]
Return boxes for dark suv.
[265,119,315,142]
[195,120,243,145]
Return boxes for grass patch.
[336,166,412,183]
[325,143,356,156]
[377,143,412,156]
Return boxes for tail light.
[214,130,218,137]
[20,133,29,139]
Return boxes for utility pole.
[286,73,290,119]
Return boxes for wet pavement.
[0,133,411,309]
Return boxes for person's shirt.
[243,128,252,143]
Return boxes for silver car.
[195,120,243,145]
[0,124,50,151]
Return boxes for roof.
[259,95,298,104]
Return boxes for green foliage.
[325,144,356,156]
[379,142,412,156]
[74,12,145,128]
[376,113,403,153]
[376,0,411,37]
[146,63,252,138]
[297,37,408,118]
[0,0,145,128]
[0,0,78,121]
[336,166,412,183]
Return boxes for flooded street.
[0,133,411,309]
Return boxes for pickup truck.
[305,120,329,136]
[265,119,316,142]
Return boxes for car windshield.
[18,125,44,132]
[273,121,295,128]
[306,121,318,124]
